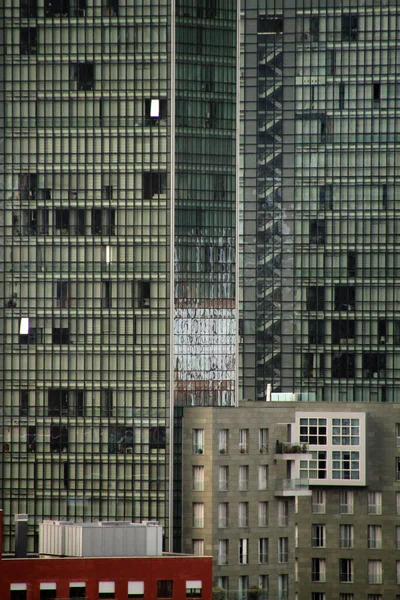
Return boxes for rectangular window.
[69,583,86,599]
[258,575,268,592]
[258,465,268,490]
[397,492,400,515]
[342,14,358,42]
[100,389,113,417]
[258,501,268,527]
[278,574,288,600]
[128,582,144,599]
[157,581,173,599]
[299,417,327,445]
[368,492,382,515]
[50,425,68,453]
[193,466,204,491]
[368,560,382,584]
[340,524,354,548]
[312,490,326,514]
[20,390,29,417]
[259,428,268,453]
[149,426,166,450]
[20,27,37,55]
[239,429,249,453]
[238,538,248,565]
[312,594,326,600]
[143,172,167,199]
[238,502,249,527]
[278,537,288,563]
[307,286,325,311]
[397,561,400,584]
[192,503,204,528]
[332,450,360,480]
[397,458,400,481]
[56,281,69,308]
[340,490,354,514]
[21,0,37,18]
[98,582,115,599]
[218,503,228,528]
[312,558,326,582]
[339,559,353,583]
[192,540,204,556]
[192,429,204,454]
[259,538,268,564]
[185,581,202,599]
[368,525,382,549]
[339,595,354,600]
[10,584,27,600]
[278,500,289,527]
[218,539,228,565]
[396,526,400,550]
[396,424,400,447]
[218,429,228,454]
[71,62,94,91]
[218,466,228,491]
[312,524,325,547]
[238,465,249,491]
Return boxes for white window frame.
[368,560,383,584]
[368,491,382,515]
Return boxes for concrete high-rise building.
[0,0,238,552]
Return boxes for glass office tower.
[241,0,400,403]
[0,0,238,552]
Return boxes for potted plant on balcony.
[301,443,308,453]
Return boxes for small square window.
[157,581,173,599]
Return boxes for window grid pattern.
[1,0,172,553]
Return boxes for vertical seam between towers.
[168,0,176,553]
[235,0,241,407]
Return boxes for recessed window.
[238,538,248,565]
[99,581,115,599]
[368,525,382,549]
[27,426,36,453]
[306,286,325,311]
[335,286,355,311]
[186,581,202,599]
[193,465,204,491]
[362,353,385,378]
[342,14,358,42]
[20,27,37,55]
[310,219,325,244]
[127,582,144,599]
[368,560,382,584]
[50,425,68,453]
[258,15,283,34]
[20,390,29,417]
[10,584,27,600]
[238,465,249,491]
[218,539,228,565]
[219,465,229,491]
[312,490,326,514]
[44,0,69,16]
[339,558,353,583]
[312,524,325,548]
[192,539,204,555]
[149,426,166,450]
[312,558,326,582]
[309,320,324,344]
[193,503,204,528]
[332,353,355,378]
[332,320,355,344]
[71,62,94,92]
[218,502,228,528]
[218,429,229,454]
[258,538,268,564]
[238,502,248,527]
[192,429,204,454]
[396,458,400,481]
[20,0,37,18]
[258,465,268,490]
[340,524,354,548]
[368,491,382,515]
[239,429,249,453]
[278,537,288,563]
[52,327,69,345]
[143,172,167,199]
[69,583,86,599]
[56,281,69,308]
[101,388,113,417]
[157,581,173,599]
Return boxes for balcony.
[274,478,312,497]
[274,441,311,459]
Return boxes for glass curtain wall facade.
[241,0,400,403]
[0,0,172,553]
[0,0,238,553]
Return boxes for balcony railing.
[275,478,310,492]
[275,441,309,455]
